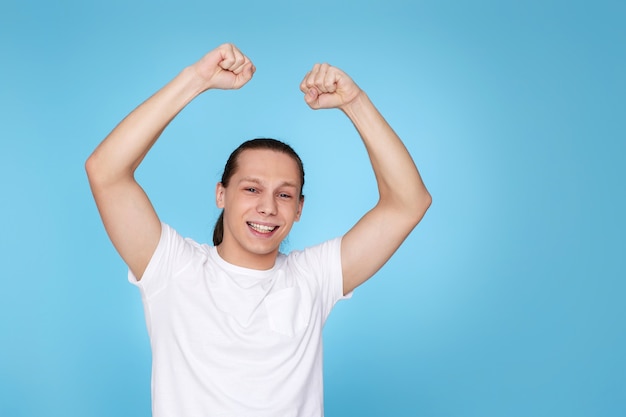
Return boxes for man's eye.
[245,187,257,193]
[279,193,291,199]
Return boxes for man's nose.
[257,193,277,216]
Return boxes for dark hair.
[213,138,305,246]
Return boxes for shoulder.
[282,237,343,274]
[148,223,213,273]
[286,236,341,259]
[161,223,211,249]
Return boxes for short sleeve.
[291,237,352,321]
[128,223,200,298]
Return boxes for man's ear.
[295,195,305,222]
[216,183,225,209]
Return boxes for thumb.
[304,88,319,106]
[245,63,256,80]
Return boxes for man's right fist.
[192,43,255,90]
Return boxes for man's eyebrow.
[238,176,299,189]
[238,176,263,185]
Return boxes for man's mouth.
[247,222,277,234]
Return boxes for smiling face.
[215,148,304,269]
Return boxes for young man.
[86,43,431,416]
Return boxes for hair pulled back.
[212,138,305,246]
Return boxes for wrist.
[340,90,369,117]
[180,65,214,96]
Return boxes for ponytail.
[213,211,224,246]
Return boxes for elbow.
[85,152,103,186]
[84,153,96,181]
[85,151,132,188]
[382,188,432,227]
[423,190,433,211]
[85,151,117,188]
[85,153,95,175]
[409,189,432,226]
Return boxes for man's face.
[216,148,304,269]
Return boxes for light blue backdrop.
[1,0,624,416]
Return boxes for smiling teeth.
[248,222,276,233]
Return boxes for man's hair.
[213,138,305,246]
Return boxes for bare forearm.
[86,66,207,186]
[85,44,254,279]
[341,91,431,217]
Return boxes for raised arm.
[300,63,431,295]
[86,43,255,279]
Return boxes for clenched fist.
[300,63,362,110]
[192,43,255,91]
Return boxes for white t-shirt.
[129,223,348,417]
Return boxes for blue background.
[1,0,624,416]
